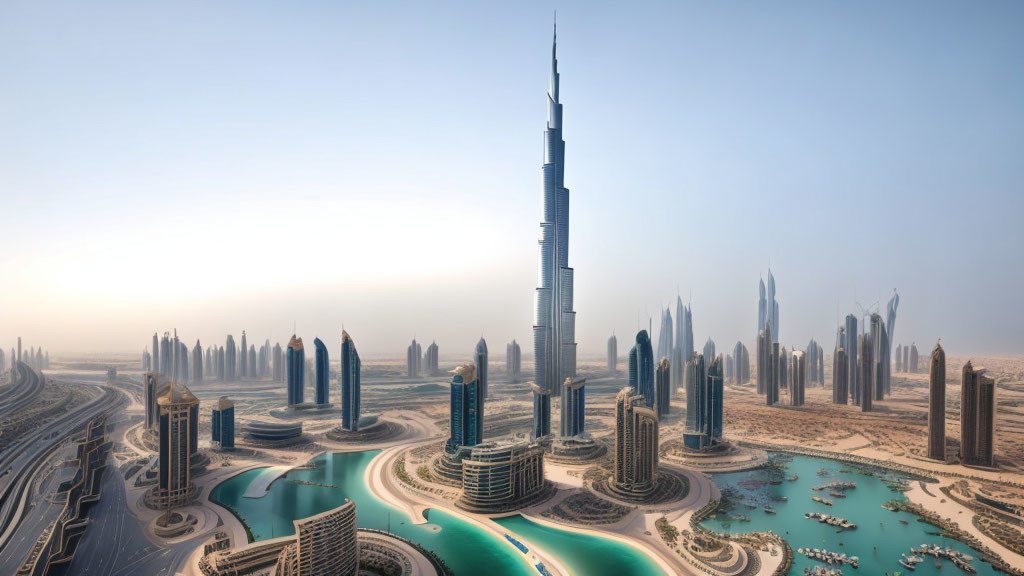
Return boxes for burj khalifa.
[533,22,576,398]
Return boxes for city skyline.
[2,2,1023,358]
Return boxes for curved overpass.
[0,362,45,419]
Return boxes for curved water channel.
[210,450,668,576]
[700,453,1001,576]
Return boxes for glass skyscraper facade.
[340,330,361,432]
[286,335,305,406]
[559,377,585,437]
[212,396,235,450]
[445,364,483,454]
[314,337,329,405]
[532,24,576,398]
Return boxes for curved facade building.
[340,330,361,432]
[612,387,659,497]
[928,341,946,460]
[277,499,358,576]
[445,364,483,454]
[630,330,654,408]
[286,335,305,406]
[532,24,576,398]
[475,337,488,400]
[313,337,329,406]
[458,441,546,513]
[246,420,303,442]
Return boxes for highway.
[0,371,127,563]
[0,362,45,419]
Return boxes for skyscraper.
[910,343,919,373]
[869,313,885,400]
[475,337,489,400]
[192,340,203,382]
[531,383,552,441]
[141,348,150,372]
[654,358,670,418]
[240,331,248,378]
[157,336,199,509]
[152,332,159,377]
[248,345,256,381]
[859,333,874,412]
[340,330,361,432]
[832,345,848,404]
[286,335,305,406]
[445,364,483,453]
[903,344,910,374]
[961,361,995,467]
[612,387,659,498]
[506,340,521,378]
[656,307,673,364]
[886,290,899,387]
[532,24,577,398]
[276,500,359,576]
[273,342,283,382]
[790,350,806,406]
[896,343,904,373]
[686,354,706,431]
[560,377,586,437]
[212,396,235,450]
[927,341,946,461]
[406,338,421,377]
[425,341,439,376]
[703,338,716,365]
[844,314,858,405]
[144,372,161,429]
[225,334,237,382]
[733,341,744,385]
[607,334,617,373]
[217,347,225,381]
[767,269,779,342]
[757,278,767,334]
[629,330,655,409]
[313,337,329,406]
[672,300,694,395]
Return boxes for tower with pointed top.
[533,21,576,399]
[341,330,361,431]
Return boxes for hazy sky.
[1,1,1022,357]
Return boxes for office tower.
[152,332,159,376]
[859,333,874,412]
[506,340,522,378]
[707,357,724,440]
[607,334,617,373]
[879,322,890,397]
[475,337,489,400]
[961,361,996,467]
[896,343,903,373]
[770,341,780,405]
[225,335,236,382]
[276,500,359,576]
[817,344,824,385]
[306,359,314,396]
[445,364,483,453]
[160,333,171,377]
[756,330,767,395]
[560,377,586,437]
[216,347,225,381]
[192,340,203,382]
[886,290,899,376]
[458,441,546,512]
[340,330,361,432]
[790,350,806,406]
[656,308,673,364]
[531,383,552,441]
[740,343,750,384]
[286,335,305,406]
[144,372,161,429]
[758,324,778,404]
[141,348,150,372]
[844,314,859,405]
[205,347,213,377]
[757,278,767,333]
[629,330,655,408]
[767,270,779,342]
[725,354,734,383]
[686,354,706,430]
[903,345,910,374]
[157,375,199,508]
[406,338,421,377]
[262,338,271,377]
[779,347,788,397]
[532,25,577,399]
[654,358,670,418]
[313,337,329,406]
[212,396,235,450]
[672,299,694,395]
[832,345,848,405]
[869,313,884,401]
[703,339,716,365]
[928,341,946,460]
[613,387,659,497]
[239,331,248,378]
[273,342,283,382]
[805,339,818,384]
[425,341,439,376]
[910,343,919,373]
[248,345,256,380]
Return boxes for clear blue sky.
[1,1,1022,357]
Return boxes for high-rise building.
[560,377,586,437]
[425,341,439,376]
[152,332,159,376]
[656,307,673,365]
[240,331,248,379]
[607,334,617,373]
[886,290,899,388]
[457,441,546,513]
[157,375,199,508]
[445,364,483,453]
[832,331,848,404]
[910,343,919,373]
[248,345,256,381]
[683,353,724,449]
[757,278,767,334]
[406,338,421,377]
[532,25,577,398]
[286,335,305,406]
[738,342,750,384]
[506,340,522,379]
[340,330,361,432]
[927,341,946,461]
[192,340,203,382]
[217,347,225,381]
[612,387,659,497]
[144,372,161,429]
[790,350,806,406]
[844,314,859,405]
[725,354,734,383]
[686,354,706,430]
[531,383,552,441]
[212,396,235,450]
[654,358,670,418]
[475,337,489,400]
[313,337,329,406]
[859,333,874,412]
[903,344,910,374]
[896,343,904,373]
[276,500,359,576]
[629,330,654,408]
[672,299,694,395]
[273,342,283,382]
[961,361,996,467]
[225,335,237,382]
[703,339,716,365]
[869,313,886,401]
[767,270,779,342]
[758,324,779,404]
